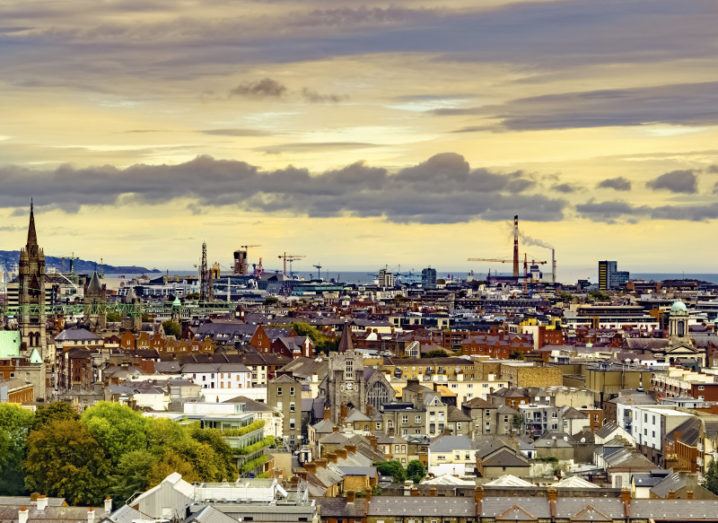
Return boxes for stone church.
[320,323,394,423]
[18,201,47,360]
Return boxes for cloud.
[257,142,384,154]
[551,183,578,194]
[435,82,718,130]
[229,78,287,98]
[707,165,718,174]
[300,88,347,103]
[597,177,632,191]
[227,79,345,104]
[200,128,272,137]
[0,153,565,224]
[576,199,718,222]
[575,200,640,222]
[646,169,697,193]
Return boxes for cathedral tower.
[18,201,47,357]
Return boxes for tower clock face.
[346,382,354,390]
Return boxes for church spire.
[27,198,38,247]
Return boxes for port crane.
[278,252,305,277]
[313,263,323,280]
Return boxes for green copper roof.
[0,331,21,359]
[172,296,182,307]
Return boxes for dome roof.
[671,300,688,314]
[172,296,182,307]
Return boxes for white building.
[629,405,693,455]
[181,362,254,403]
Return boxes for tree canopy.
[24,418,111,506]
[0,404,34,495]
[375,460,406,483]
[162,320,182,338]
[0,401,239,506]
[704,458,718,495]
[406,460,427,484]
[291,321,336,353]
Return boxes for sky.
[1,0,717,281]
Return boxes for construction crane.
[313,263,323,280]
[241,244,261,251]
[467,257,512,263]
[278,252,305,277]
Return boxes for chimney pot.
[346,490,356,503]
[410,487,420,497]
[104,497,112,514]
[428,487,438,497]
[87,509,96,523]
[36,495,48,511]
[18,507,29,523]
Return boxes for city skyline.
[1,0,718,273]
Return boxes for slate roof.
[429,435,475,452]
[55,327,101,342]
[368,496,475,517]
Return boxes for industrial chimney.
[512,215,520,279]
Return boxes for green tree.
[81,402,148,464]
[375,460,406,483]
[0,404,34,495]
[291,321,336,353]
[31,402,78,432]
[147,417,188,452]
[162,320,182,338]
[189,427,237,480]
[106,310,122,322]
[406,460,426,484]
[24,419,110,505]
[705,458,718,495]
[110,450,158,503]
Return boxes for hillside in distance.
[0,250,159,274]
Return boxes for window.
[277,387,283,396]
[290,402,296,412]
[345,359,354,379]
[290,386,295,395]
[416,415,422,423]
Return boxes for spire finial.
[27,199,38,247]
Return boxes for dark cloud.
[229,78,287,98]
[597,177,632,191]
[435,82,718,130]
[227,79,345,103]
[575,200,639,222]
[300,88,348,103]
[576,199,718,222]
[2,0,715,91]
[551,183,578,194]
[0,153,565,224]
[707,165,718,174]
[646,169,697,193]
[201,128,271,137]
